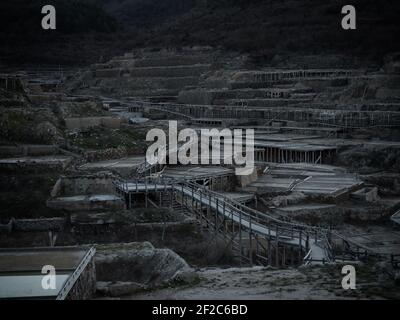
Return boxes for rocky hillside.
[99,0,197,26]
[146,0,400,61]
[1,0,400,66]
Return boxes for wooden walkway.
[114,177,333,266]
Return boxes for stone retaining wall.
[84,146,128,163]
[132,55,212,68]
[13,218,66,232]
[0,145,59,157]
[129,65,210,78]
[65,117,121,131]
[0,218,66,234]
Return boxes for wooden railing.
[114,176,333,265]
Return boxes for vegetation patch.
[68,127,146,153]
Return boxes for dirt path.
[125,264,398,300]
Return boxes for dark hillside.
[99,0,197,26]
[0,0,399,66]
[0,0,118,65]
[147,0,400,61]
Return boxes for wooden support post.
[299,230,303,262]
[215,199,219,234]
[208,193,211,220]
[249,216,253,266]
[282,246,286,266]
[268,228,272,265]
[199,190,203,228]
[161,210,166,241]
[291,247,295,266]
[275,226,279,267]
[255,234,259,263]
[191,188,194,209]
[231,210,235,235]
[222,201,226,239]
[181,185,184,210]
[239,210,243,266]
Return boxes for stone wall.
[47,195,125,212]
[0,157,72,172]
[95,68,122,78]
[84,146,128,163]
[0,219,12,234]
[47,173,125,212]
[28,93,64,104]
[124,76,199,90]
[65,117,121,131]
[129,65,210,78]
[0,218,66,234]
[133,55,211,68]
[0,145,59,157]
[0,215,231,267]
[49,173,117,198]
[13,218,66,232]
[178,89,214,105]
[179,88,296,105]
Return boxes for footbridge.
[115,177,393,266]
[114,177,335,266]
